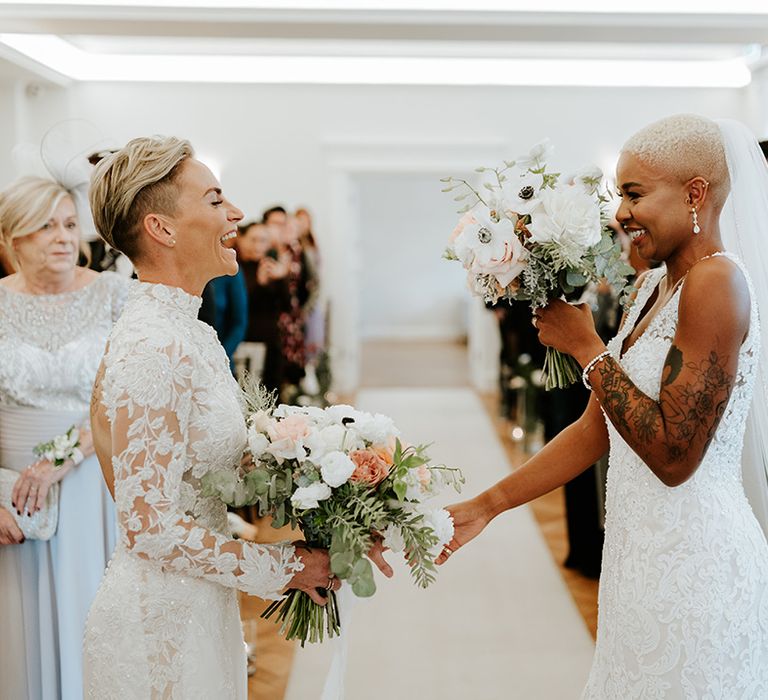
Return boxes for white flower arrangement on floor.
[443,139,634,389]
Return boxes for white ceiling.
[0,2,766,85]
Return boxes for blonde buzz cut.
[89,136,194,261]
[622,114,730,210]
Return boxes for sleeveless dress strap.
[612,268,666,353]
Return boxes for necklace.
[665,250,725,296]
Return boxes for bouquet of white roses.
[443,139,634,389]
[202,384,463,646]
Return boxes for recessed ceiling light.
[2,0,768,11]
[0,34,752,88]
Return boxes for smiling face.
[12,195,80,278]
[238,223,273,262]
[615,151,693,262]
[162,158,243,281]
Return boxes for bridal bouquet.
[202,384,463,645]
[443,139,634,389]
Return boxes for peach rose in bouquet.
[349,449,391,486]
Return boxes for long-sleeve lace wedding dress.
[583,254,768,698]
[83,281,303,699]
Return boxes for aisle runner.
[284,388,594,700]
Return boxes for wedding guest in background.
[198,279,217,327]
[0,176,127,700]
[264,206,309,397]
[540,365,604,578]
[208,233,249,371]
[238,221,290,395]
[294,207,325,395]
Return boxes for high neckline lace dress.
[0,271,127,700]
[83,281,302,700]
[583,254,768,698]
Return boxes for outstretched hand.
[367,537,394,579]
[435,497,492,566]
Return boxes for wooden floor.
[242,340,599,698]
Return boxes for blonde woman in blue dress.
[0,176,127,700]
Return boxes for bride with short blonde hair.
[83,136,345,698]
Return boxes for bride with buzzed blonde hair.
[440,115,768,697]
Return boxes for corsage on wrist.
[33,425,83,469]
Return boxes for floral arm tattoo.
[591,343,734,476]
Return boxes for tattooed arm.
[436,385,610,563]
[545,258,750,487]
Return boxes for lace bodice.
[100,281,301,597]
[0,272,128,411]
[583,253,768,698]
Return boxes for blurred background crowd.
[0,203,331,405]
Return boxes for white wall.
[356,172,468,340]
[749,65,768,138]
[0,84,18,186]
[1,79,759,389]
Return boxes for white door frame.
[323,139,507,394]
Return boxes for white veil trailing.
[717,118,768,536]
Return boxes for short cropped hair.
[89,136,193,261]
[0,176,71,267]
[622,114,730,210]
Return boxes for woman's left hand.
[534,299,604,364]
[11,459,71,517]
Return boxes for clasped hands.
[1,457,68,546]
[287,537,393,605]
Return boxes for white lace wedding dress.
[83,281,303,700]
[583,254,768,698]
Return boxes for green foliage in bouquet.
[201,401,463,646]
[442,142,635,389]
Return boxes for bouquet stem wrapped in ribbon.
[443,140,634,389]
[202,383,463,646]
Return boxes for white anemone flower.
[453,209,527,288]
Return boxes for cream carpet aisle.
[284,388,595,700]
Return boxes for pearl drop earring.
[691,207,701,235]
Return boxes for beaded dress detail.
[583,254,768,698]
[0,272,127,410]
[83,281,302,700]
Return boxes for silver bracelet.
[581,350,612,391]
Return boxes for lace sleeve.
[103,333,303,600]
